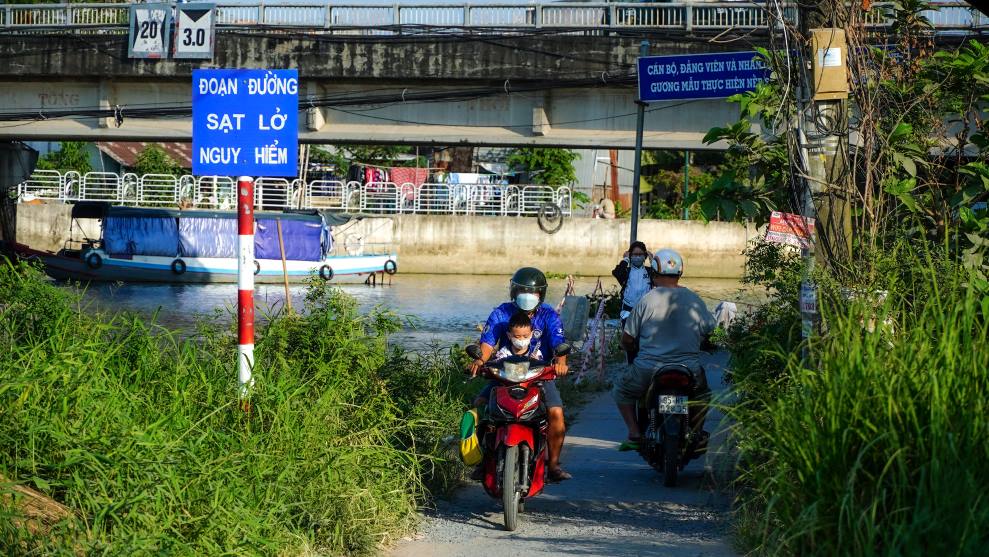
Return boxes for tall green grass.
[727,246,989,555]
[0,262,469,555]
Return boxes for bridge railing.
[15,170,574,217]
[0,2,984,34]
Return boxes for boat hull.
[15,245,398,284]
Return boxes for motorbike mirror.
[553,343,572,357]
[465,344,482,360]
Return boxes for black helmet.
[510,267,548,310]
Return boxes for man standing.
[613,249,716,448]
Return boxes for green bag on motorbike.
[458,409,483,466]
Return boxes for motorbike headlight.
[500,361,530,382]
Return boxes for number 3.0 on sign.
[174,4,215,60]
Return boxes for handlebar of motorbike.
[467,365,557,382]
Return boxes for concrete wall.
[336,215,755,278]
[14,202,100,252]
[17,203,753,278]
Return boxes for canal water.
[72,274,758,348]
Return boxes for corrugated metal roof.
[96,142,192,169]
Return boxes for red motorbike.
[465,343,570,531]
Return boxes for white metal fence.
[14,170,573,217]
[0,2,984,34]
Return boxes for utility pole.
[609,149,620,204]
[629,40,649,245]
[796,3,853,345]
[682,150,690,220]
[800,4,854,265]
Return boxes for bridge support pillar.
[532,105,550,136]
[306,82,325,131]
[98,79,113,129]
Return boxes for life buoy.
[171,259,187,275]
[254,260,261,275]
[383,259,398,275]
[537,202,564,234]
[319,264,334,281]
[85,252,103,269]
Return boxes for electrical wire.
[325,99,700,129]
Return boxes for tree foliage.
[696,1,989,281]
[689,81,790,227]
[35,141,92,175]
[507,148,579,186]
[315,145,423,176]
[132,144,183,177]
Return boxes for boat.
[14,202,397,284]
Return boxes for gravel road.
[391,352,736,557]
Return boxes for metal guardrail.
[15,170,573,217]
[0,2,984,33]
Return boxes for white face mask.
[510,336,532,350]
[515,293,540,311]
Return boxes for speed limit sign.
[174,3,216,60]
[128,3,171,59]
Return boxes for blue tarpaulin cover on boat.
[103,217,178,256]
[99,207,332,261]
[178,217,238,258]
[255,218,324,261]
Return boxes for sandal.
[618,437,642,452]
[547,467,572,482]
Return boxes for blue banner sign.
[637,52,768,102]
[192,69,298,177]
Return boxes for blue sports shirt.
[479,302,566,364]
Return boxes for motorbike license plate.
[657,395,689,414]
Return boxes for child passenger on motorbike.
[472,311,545,409]
[468,267,571,482]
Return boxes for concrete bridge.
[0,1,983,149]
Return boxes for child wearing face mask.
[472,311,545,417]
[489,311,544,363]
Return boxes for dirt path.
[391,352,736,557]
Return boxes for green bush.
[0,263,466,555]
[727,246,989,555]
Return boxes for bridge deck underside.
[0,81,734,149]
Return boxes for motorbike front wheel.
[502,445,521,531]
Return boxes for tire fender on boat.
[319,264,334,281]
[85,252,103,269]
[254,260,261,276]
[383,259,398,275]
[171,259,187,275]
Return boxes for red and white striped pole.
[237,176,255,399]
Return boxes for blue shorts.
[478,379,563,409]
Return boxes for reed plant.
[727,244,989,555]
[0,262,467,555]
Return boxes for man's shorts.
[478,379,564,409]
[612,364,709,406]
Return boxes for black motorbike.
[635,364,709,487]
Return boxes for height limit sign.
[192,69,299,177]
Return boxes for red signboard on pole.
[765,211,815,249]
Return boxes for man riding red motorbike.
[468,267,571,482]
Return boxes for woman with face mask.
[613,241,655,322]
[613,241,654,364]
